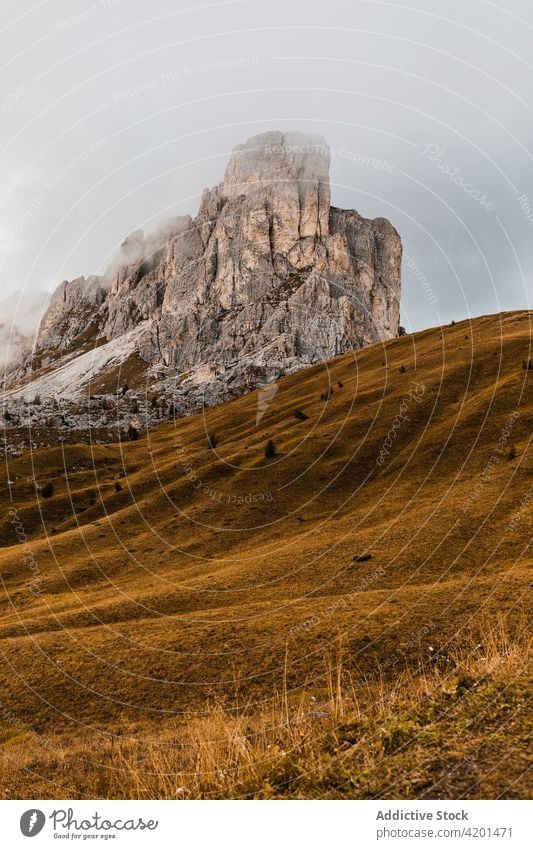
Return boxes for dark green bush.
[264,439,276,459]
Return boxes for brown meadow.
[0,311,530,798]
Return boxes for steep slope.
[0,310,530,759]
[8,132,402,412]
[0,311,531,799]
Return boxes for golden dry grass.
[0,619,529,799]
[0,311,531,798]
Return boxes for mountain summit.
[9,131,402,414]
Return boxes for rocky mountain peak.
[7,131,402,420]
[222,131,331,239]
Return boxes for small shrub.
[114,481,123,492]
[127,424,140,441]
[381,715,417,754]
[338,381,344,388]
[207,432,218,449]
[399,364,406,373]
[41,482,54,499]
[264,439,276,459]
[320,388,333,401]
[522,360,532,371]
[293,409,309,422]
[507,446,517,461]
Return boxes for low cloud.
[0,289,50,367]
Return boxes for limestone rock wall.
[33,131,402,402]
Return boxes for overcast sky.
[0,0,532,334]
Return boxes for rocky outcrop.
[25,130,402,406]
[36,275,108,356]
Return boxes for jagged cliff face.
[24,131,402,405]
[37,276,108,356]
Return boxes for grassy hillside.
[0,311,530,799]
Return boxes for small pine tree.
[264,439,276,459]
[127,424,140,441]
[208,432,218,449]
[41,482,54,499]
[293,409,309,422]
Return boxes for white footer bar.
[2,799,530,848]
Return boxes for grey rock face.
[36,275,108,355]
[31,131,402,406]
